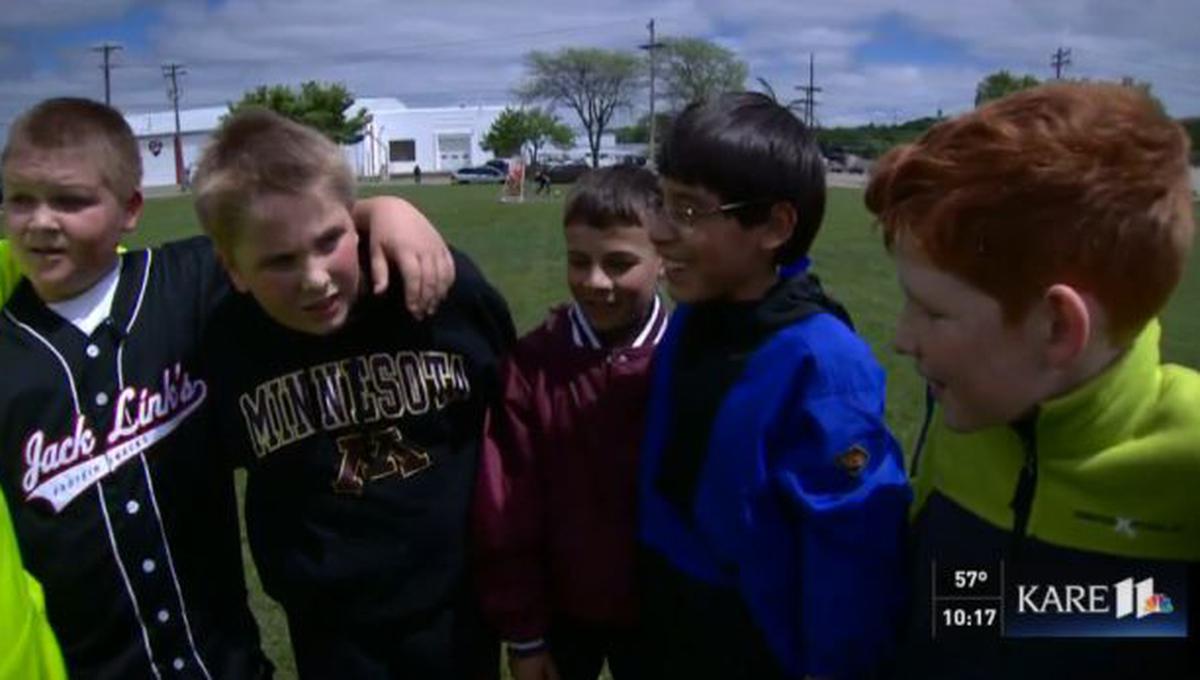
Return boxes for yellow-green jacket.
[0,485,67,680]
[0,241,18,305]
[894,320,1200,678]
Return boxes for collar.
[47,261,121,336]
[5,249,152,343]
[1034,320,1161,459]
[567,294,668,351]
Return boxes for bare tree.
[518,48,641,168]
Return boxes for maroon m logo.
[332,427,431,495]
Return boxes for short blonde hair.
[2,97,142,201]
[867,82,1194,343]
[193,108,355,249]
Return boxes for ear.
[215,247,250,294]
[759,201,796,254]
[1041,284,1091,367]
[120,190,144,234]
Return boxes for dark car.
[542,161,590,184]
[484,159,510,175]
[450,166,505,185]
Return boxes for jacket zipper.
[1009,413,1039,553]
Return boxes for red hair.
[866,82,1194,342]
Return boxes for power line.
[162,62,187,187]
[639,18,665,166]
[91,42,123,105]
[1051,46,1072,80]
[795,52,822,128]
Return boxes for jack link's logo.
[20,363,206,513]
[1016,578,1174,619]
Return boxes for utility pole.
[162,63,187,188]
[91,43,123,105]
[794,52,822,128]
[1051,46,1072,80]
[639,19,665,167]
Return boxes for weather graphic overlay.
[931,560,1189,640]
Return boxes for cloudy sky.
[1,0,1197,139]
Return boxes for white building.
[123,98,509,188]
[123,105,225,188]
[350,98,506,179]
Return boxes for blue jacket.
[639,276,910,678]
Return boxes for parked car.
[484,158,510,175]
[541,161,590,184]
[450,166,505,185]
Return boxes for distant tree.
[660,37,748,110]
[1181,117,1200,164]
[228,81,370,144]
[482,107,528,158]
[974,70,1040,107]
[523,109,575,166]
[614,112,674,144]
[518,48,641,168]
[482,107,574,166]
[817,116,941,159]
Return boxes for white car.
[451,166,505,184]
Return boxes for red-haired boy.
[868,82,1198,678]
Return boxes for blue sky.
[0,0,1197,138]
[856,13,979,68]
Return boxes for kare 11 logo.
[1007,567,1188,638]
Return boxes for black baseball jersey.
[203,249,515,625]
[0,237,267,679]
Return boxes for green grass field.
[128,183,1199,678]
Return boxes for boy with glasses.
[637,92,910,679]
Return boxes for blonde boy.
[0,97,451,678]
[193,108,513,679]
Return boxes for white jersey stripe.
[139,459,213,679]
[119,250,214,679]
[3,310,82,414]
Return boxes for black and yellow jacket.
[893,321,1200,679]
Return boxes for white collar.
[47,261,121,336]
[568,294,668,350]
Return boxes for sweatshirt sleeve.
[772,353,911,678]
[471,352,551,642]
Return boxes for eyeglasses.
[664,199,769,229]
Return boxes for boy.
[0,97,453,678]
[472,166,668,680]
[638,92,910,679]
[867,83,1199,677]
[192,108,515,679]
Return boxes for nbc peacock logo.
[1113,577,1174,619]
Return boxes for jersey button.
[172,658,185,671]
[157,609,170,623]
[94,392,109,407]
[125,500,140,515]
[86,344,100,358]
[141,559,156,574]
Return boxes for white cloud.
[0,0,141,28]
[0,0,1197,142]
